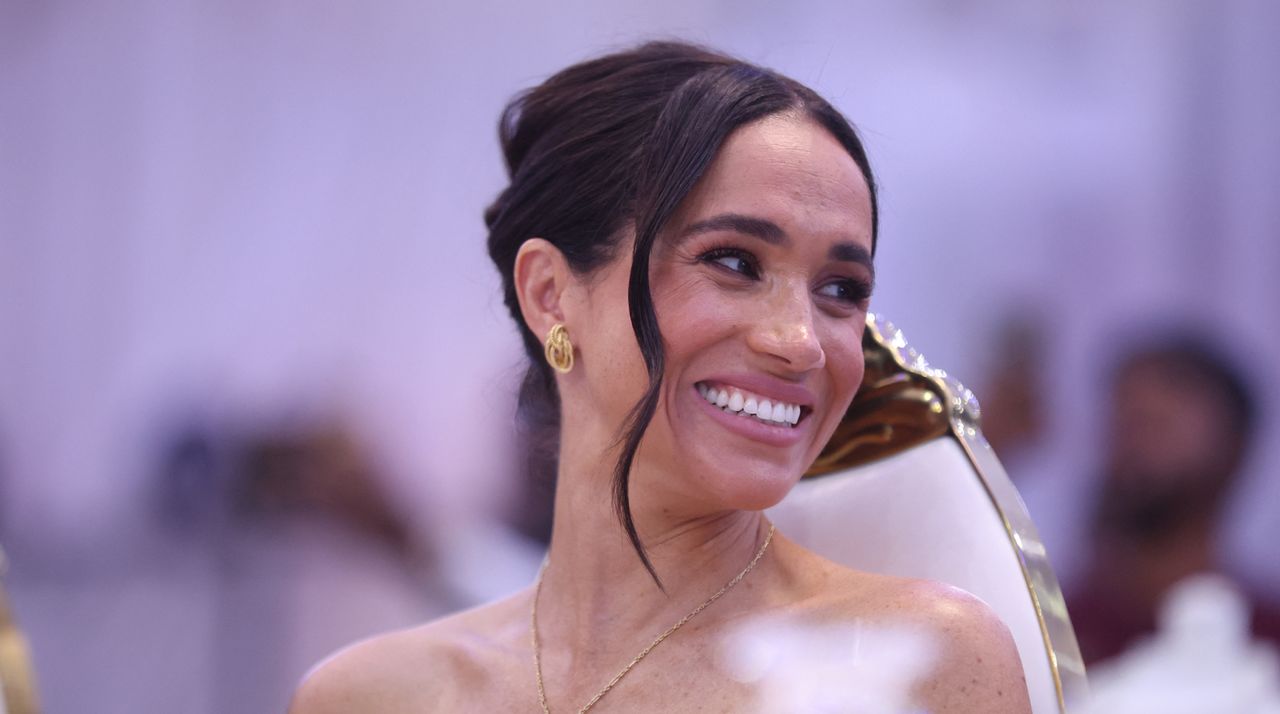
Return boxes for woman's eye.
[699,248,759,279]
[817,279,872,305]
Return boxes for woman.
[291,42,1030,713]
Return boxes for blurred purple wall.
[1,1,1277,712]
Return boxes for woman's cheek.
[824,326,867,412]
[660,279,743,338]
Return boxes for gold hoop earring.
[544,323,574,374]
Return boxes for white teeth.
[728,391,744,412]
[698,383,802,427]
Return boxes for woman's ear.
[513,238,572,340]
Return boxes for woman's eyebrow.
[829,242,874,275]
[680,213,787,245]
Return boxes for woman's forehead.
[675,115,874,249]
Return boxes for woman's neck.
[538,447,771,652]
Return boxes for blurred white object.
[1082,574,1280,714]
[720,615,938,714]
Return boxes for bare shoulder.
[774,542,1031,714]
[288,590,531,714]
[842,575,1032,714]
[287,625,436,713]
[875,578,1030,713]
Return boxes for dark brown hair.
[485,41,879,583]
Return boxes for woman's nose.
[745,287,825,372]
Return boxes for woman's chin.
[699,461,803,512]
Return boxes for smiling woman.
[289,41,1031,713]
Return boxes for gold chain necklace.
[530,524,775,714]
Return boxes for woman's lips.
[692,382,809,447]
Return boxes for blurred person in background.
[1068,334,1280,665]
[977,313,1048,470]
[152,415,457,713]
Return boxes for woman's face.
[572,112,874,514]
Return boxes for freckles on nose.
[776,321,823,360]
[751,288,824,366]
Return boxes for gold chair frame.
[0,549,39,714]
[802,313,1088,712]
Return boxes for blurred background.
[1,1,1277,712]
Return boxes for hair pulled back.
[485,41,879,583]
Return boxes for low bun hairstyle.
[485,41,878,583]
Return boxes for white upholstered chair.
[767,313,1088,713]
[0,550,38,714]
